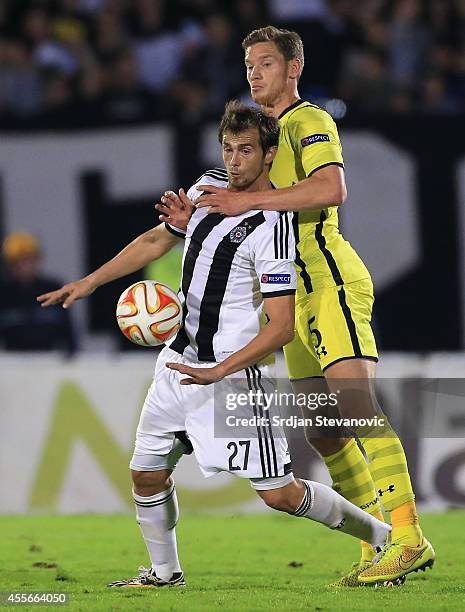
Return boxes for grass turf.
[1,511,464,611]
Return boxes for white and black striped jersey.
[165,168,296,363]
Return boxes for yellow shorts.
[283,278,378,379]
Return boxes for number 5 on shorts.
[227,440,251,471]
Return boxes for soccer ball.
[116,280,182,347]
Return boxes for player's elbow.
[279,324,294,346]
[331,182,347,206]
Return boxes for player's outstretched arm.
[37,224,181,309]
[196,165,347,215]
[166,295,294,385]
[155,189,194,231]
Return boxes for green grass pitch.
[1,511,464,611]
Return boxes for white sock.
[294,480,390,550]
[133,481,182,582]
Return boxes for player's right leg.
[107,466,185,588]
[107,349,192,588]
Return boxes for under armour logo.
[378,485,395,497]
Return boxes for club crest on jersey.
[229,226,247,243]
[301,133,330,147]
[261,274,291,284]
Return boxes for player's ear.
[265,146,278,165]
[288,58,301,80]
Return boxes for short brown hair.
[242,26,304,71]
[218,100,280,153]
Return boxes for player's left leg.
[251,476,390,550]
[289,286,386,584]
[324,357,435,584]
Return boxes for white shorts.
[131,346,292,480]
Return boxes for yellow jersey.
[270,100,370,299]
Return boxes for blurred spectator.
[179,13,243,114]
[270,0,329,22]
[340,49,394,113]
[0,232,77,354]
[100,47,163,121]
[230,0,270,41]
[419,71,459,113]
[168,78,209,124]
[389,0,431,87]
[0,38,42,116]
[91,4,128,63]
[23,6,79,75]
[41,67,75,110]
[130,0,186,92]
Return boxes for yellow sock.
[390,500,423,546]
[360,423,422,547]
[323,439,384,562]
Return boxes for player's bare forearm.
[196,165,346,215]
[87,225,179,289]
[166,295,294,385]
[166,324,293,385]
[254,168,347,212]
[37,225,180,308]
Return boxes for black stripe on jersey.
[170,213,225,355]
[274,220,279,259]
[196,212,266,361]
[203,171,228,182]
[337,287,362,357]
[253,365,278,477]
[245,367,267,478]
[283,212,290,258]
[262,289,296,298]
[274,213,290,259]
[196,168,228,183]
[278,99,327,121]
[315,210,343,286]
[292,212,313,294]
[164,222,186,239]
[278,99,305,120]
[274,214,283,259]
[279,214,285,258]
[307,162,344,178]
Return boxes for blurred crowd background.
[0,0,464,125]
[1,0,464,354]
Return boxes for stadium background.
[0,0,464,515]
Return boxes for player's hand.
[166,362,226,385]
[155,189,194,231]
[37,277,96,309]
[195,185,255,216]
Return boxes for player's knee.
[257,489,296,514]
[306,435,349,457]
[131,469,172,496]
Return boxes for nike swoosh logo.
[399,548,425,570]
